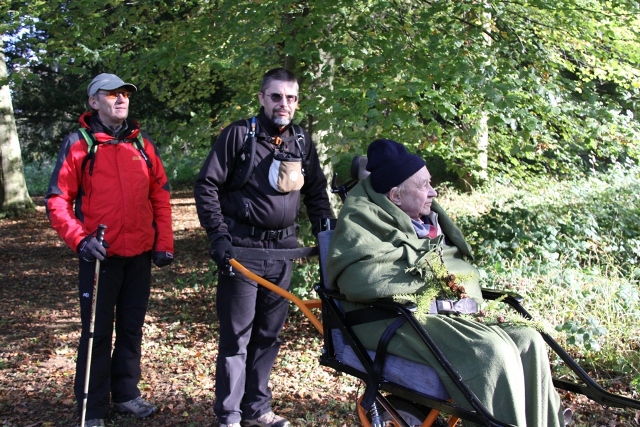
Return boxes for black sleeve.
[299,130,334,234]
[193,121,246,240]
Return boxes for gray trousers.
[214,255,293,424]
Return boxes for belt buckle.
[436,299,456,314]
[266,230,278,240]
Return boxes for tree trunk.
[460,3,491,191]
[283,6,340,216]
[476,5,491,183]
[0,39,35,218]
[306,49,341,217]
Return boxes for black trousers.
[74,252,152,419]
[214,254,293,424]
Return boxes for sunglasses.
[98,90,131,100]
[263,93,298,104]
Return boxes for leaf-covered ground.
[1,191,638,426]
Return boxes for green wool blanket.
[326,178,563,427]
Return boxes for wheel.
[378,396,448,427]
[380,397,424,426]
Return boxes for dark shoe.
[241,411,290,427]
[83,420,105,427]
[113,396,157,418]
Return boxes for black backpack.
[225,116,309,191]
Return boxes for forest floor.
[1,190,638,426]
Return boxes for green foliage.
[458,161,640,276]
[23,160,54,196]
[556,318,608,352]
[161,149,207,189]
[289,207,322,302]
[6,0,640,185]
[291,260,320,301]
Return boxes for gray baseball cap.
[87,73,137,97]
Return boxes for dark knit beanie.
[366,139,426,193]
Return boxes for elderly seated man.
[326,139,566,427]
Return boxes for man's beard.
[270,109,292,127]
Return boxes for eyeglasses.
[98,90,131,100]
[263,93,298,104]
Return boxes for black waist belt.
[234,247,318,261]
[232,223,297,241]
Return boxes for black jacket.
[194,109,332,246]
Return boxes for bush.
[24,160,55,197]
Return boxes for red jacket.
[45,112,174,257]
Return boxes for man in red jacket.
[45,73,174,427]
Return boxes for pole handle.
[96,224,107,244]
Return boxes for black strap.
[130,135,161,184]
[231,223,297,241]
[430,298,479,314]
[234,247,318,261]
[292,124,309,170]
[227,119,306,191]
[360,316,407,410]
[227,117,258,191]
[79,128,99,176]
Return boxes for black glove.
[152,251,174,267]
[78,236,107,262]
[209,237,235,270]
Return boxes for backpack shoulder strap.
[292,124,310,177]
[226,116,257,191]
[133,133,162,184]
[292,124,308,163]
[78,128,98,176]
[133,133,153,170]
[238,117,257,161]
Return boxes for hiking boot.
[241,411,290,427]
[113,396,157,418]
[83,420,105,427]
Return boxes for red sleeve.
[44,133,91,252]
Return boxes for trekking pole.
[80,224,107,427]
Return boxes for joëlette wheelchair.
[228,156,640,427]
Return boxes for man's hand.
[78,236,107,262]
[209,237,235,270]
[153,251,174,267]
